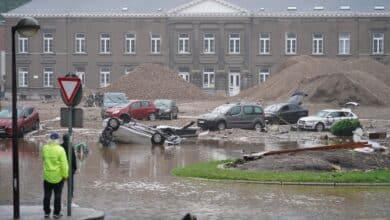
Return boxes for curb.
[186,177,390,186]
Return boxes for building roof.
[3,0,390,18]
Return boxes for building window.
[18,35,28,53]
[100,33,111,54]
[178,67,190,82]
[178,33,190,54]
[312,33,324,55]
[229,33,240,54]
[75,67,86,85]
[100,67,110,87]
[125,33,136,54]
[372,33,384,54]
[203,67,215,88]
[259,68,270,83]
[285,33,297,55]
[75,33,86,54]
[203,33,215,54]
[338,33,350,55]
[43,67,54,87]
[43,33,54,53]
[259,33,270,54]
[18,67,28,87]
[151,33,161,54]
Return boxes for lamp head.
[15,17,40,37]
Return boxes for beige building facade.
[2,0,390,98]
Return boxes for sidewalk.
[0,205,104,220]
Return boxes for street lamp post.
[11,17,40,219]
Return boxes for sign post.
[57,74,82,216]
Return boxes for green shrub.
[330,119,361,136]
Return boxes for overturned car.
[100,117,198,146]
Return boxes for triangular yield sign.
[58,77,81,105]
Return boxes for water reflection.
[0,139,389,219]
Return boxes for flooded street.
[1,139,389,219]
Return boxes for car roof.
[321,108,353,112]
[225,102,262,106]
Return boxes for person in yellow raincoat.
[42,132,68,219]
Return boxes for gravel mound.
[100,63,212,101]
[232,149,390,172]
[239,56,390,106]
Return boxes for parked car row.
[100,92,179,121]
[196,101,359,132]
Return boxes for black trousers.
[43,180,64,215]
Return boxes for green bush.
[330,119,361,136]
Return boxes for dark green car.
[154,99,179,120]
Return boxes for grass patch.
[172,160,390,183]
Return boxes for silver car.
[297,109,358,132]
[197,102,265,131]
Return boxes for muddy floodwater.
[1,139,389,219]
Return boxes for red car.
[0,106,40,138]
[104,100,159,121]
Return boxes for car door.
[326,111,341,127]
[141,101,156,119]
[129,101,142,119]
[289,104,307,123]
[242,105,256,128]
[22,107,34,131]
[278,105,291,124]
[225,106,242,128]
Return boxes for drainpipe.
[1,50,5,93]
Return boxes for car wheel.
[216,121,226,131]
[173,113,178,120]
[119,114,131,124]
[151,132,165,145]
[107,117,121,131]
[33,121,40,130]
[253,122,263,131]
[149,113,157,121]
[315,123,325,132]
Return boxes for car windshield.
[105,93,128,104]
[0,108,23,119]
[264,104,281,112]
[211,105,231,114]
[154,99,171,108]
[316,110,329,118]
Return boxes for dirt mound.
[232,149,390,172]
[307,72,390,105]
[239,56,390,105]
[100,63,212,101]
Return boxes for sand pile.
[100,63,211,101]
[239,56,390,105]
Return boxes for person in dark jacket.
[61,134,77,199]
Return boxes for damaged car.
[264,103,308,124]
[153,99,178,120]
[197,102,265,131]
[297,109,358,132]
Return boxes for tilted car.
[197,102,265,131]
[100,92,129,118]
[104,100,159,121]
[297,109,358,132]
[264,103,308,124]
[153,99,179,120]
[0,106,40,138]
